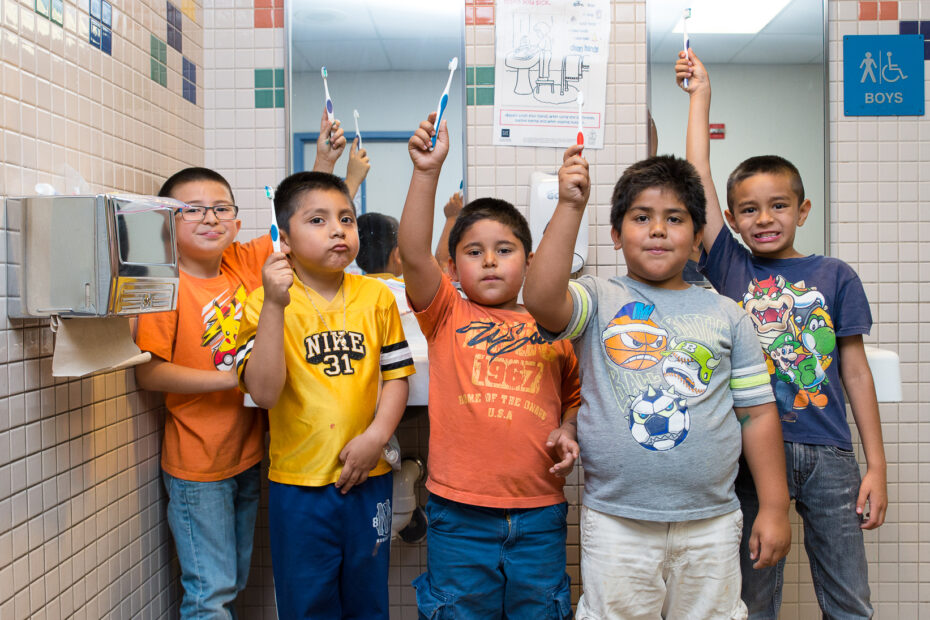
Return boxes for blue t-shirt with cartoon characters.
[543,275,774,522]
[700,230,873,450]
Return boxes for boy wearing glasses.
[134,167,274,618]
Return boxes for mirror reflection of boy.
[678,50,887,619]
[399,114,582,618]
[135,168,272,618]
[524,145,791,618]
[236,172,414,618]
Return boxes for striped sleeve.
[729,362,774,406]
[379,291,416,381]
[564,280,594,340]
[381,340,414,375]
[234,288,263,392]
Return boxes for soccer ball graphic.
[628,386,690,451]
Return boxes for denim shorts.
[414,495,572,620]
[736,441,872,619]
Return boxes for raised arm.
[312,107,347,174]
[135,356,239,394]
[241,253,293,408]
[345,137,370,199]
[435,191,463,274]
[736,402,792,568]
[398,114,449,311]
[523,144,590,334]
[838,335,887,529]
[676,49,724,252]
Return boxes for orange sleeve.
[135,308,178,362]
[413,275,457,340]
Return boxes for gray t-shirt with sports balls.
[541,275,774,522]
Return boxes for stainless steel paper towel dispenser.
[6,194,180,318]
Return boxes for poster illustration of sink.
[493,0,610,148]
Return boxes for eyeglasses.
[176,204,239,221]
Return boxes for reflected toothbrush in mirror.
[682,8,691,88]
[353,109,363,149]
[431,57,459,150]
[322,66,335,138]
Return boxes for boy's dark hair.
[610,155,706,233]
[447,198,532,262]
[726,155,805,212]
[159,167,236,204]
[274,171,353,233]
[356,213,398,273]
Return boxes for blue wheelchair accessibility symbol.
[844,35,924,116]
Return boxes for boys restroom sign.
[843,35,924,116]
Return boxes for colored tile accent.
[50,0,62,24]
[167,1,182,52]
[255,0,271,7]
[254,8,273,28]
[907,21,930,59]
[254,68,274,88]
[150,58,167,87]
[151,35,167,63]
[475,87,494,105]
[274,8,284,27]
[858,1,877,20]
[878,1,897,20]
[899,20,918,34]
[101,25,111,54]
[89,19,101,48]
[89,0,101,21]
[475,5,494,25]
[274,68,285,87]
[466,67,475,86]
[150,35,168,87]
[466,88,475,105]
[183,79,196,104]
[36,0,50,19]
[255,89,274,108]
[182,0,197,22]
[475,66,494,85]
[183,57,197,84]
[255,0,283,28]
[255,68,285,108]
[274,88,285,108]
[88,0,111,54]
[101,0,111,27]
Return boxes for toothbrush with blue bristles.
[431,57,459,150]
[265,185,280,253]
[321,66,334,138]
[682,8,692,88]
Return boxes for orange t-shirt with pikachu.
[136,235,272,482]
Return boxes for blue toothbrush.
[265,185,280,252]
[431,57,459,150]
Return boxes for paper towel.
[52,317,151,377]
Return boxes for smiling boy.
[524,148,791,618]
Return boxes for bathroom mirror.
[647,0,828,255]
[286,0,466,251]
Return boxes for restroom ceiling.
[289,0,462,73]
[649,0,824,65]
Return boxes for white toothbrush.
[353,109,362,149]
[321,66,334,133]
[265,185,280,252]
[682,8,691,88]
[432,57,459,150]
[576,91,585,147]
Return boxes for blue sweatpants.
[269,474,393,619]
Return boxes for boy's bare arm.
[135,357,239,394]
[547,407,579,477]
[435,191,463,273]
[241,253,292,408]
[676,49,725,252]
[336,377,409,494]
[345,137,370,198]
[398,114,448,311]
[523,144,590,334]
[312,107,347,174]
[838,334,888,529]
[736,402,792,568]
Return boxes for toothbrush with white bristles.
[321,66,334,138]
[353,109,362,149]
[265,185,280,252]
[576,91,585,147]
[682,8,692,88]
[431,57,459,150]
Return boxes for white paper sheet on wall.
[52,317,151,377]
[493,0,611,149]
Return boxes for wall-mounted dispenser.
[528,172,588,273]
[6,194,180,318]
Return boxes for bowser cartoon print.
[742,275,836,418]
[201,286,248,370]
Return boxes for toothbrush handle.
[683,41,690,88]
[431,94,448,149]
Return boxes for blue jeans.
[162,463,261,619]
[414,495,572,620]
[736,442,872,619]
[268,475,393,620]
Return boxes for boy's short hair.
[610,155,706,233]
[159,167,235,204]
[274,171,353,234]
[356,213,398,274]
[726,155,805,212]
[447,198,532,262]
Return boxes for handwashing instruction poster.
[493,0,611,149]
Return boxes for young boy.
[135,167,272,617]
[523,147,792,618]
[678,50,887,618]
[399,115,582,618]
[235,171,415,618]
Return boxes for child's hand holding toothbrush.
[408,112,449,175]
[313,106,347,173]
[345,137,370,199]
[675,48,709,97]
